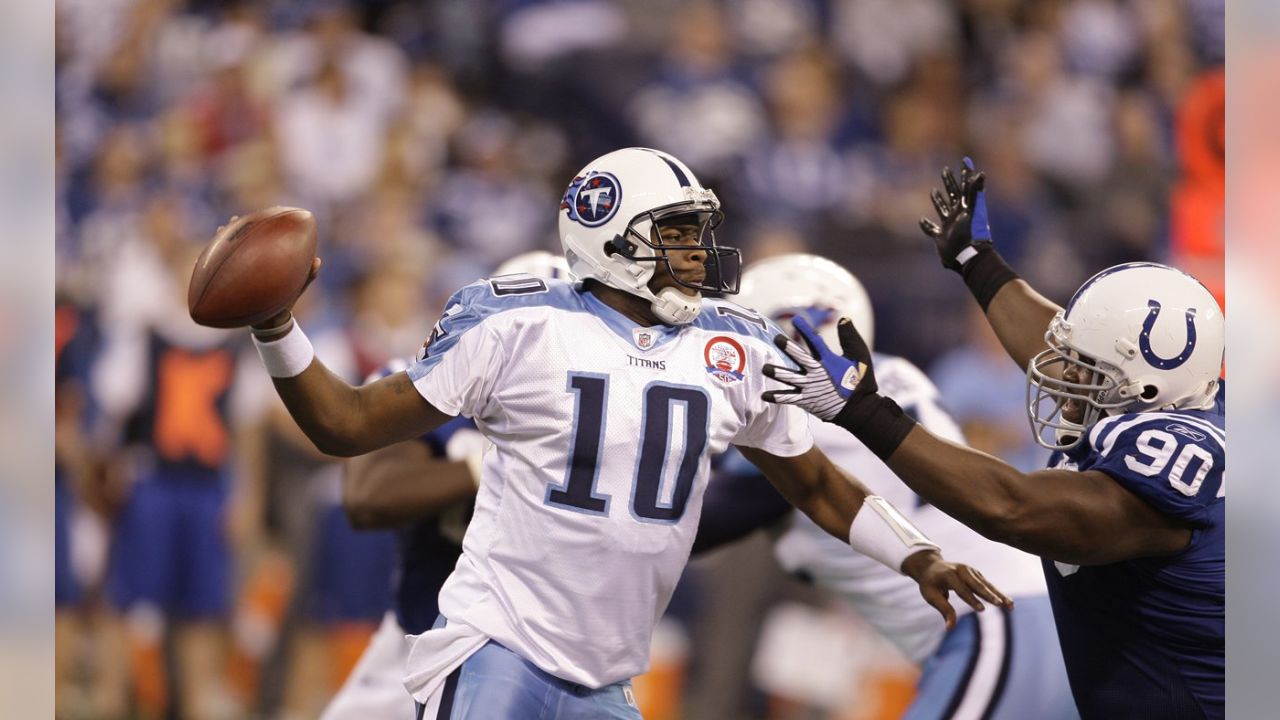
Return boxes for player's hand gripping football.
[762,315,874,420]
[902,550,1013,629]
[920,157,993,272]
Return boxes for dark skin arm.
[250,259,453,457]
[921,161,1062,372]
[342,441,477,530]
[884,426,1192,565]
[739,444,1012,627]
[983,280,1061,372]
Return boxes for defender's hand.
[920,157,992,272]
[901,550,1014,630]
[762,316,875,419]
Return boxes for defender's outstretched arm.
[920,159,1061,371]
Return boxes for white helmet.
[738,253,875,352]
[558,147,741,325]
[1028,262,1224,450]
[494,250,572,280]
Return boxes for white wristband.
[252,322,315,378]
[848,495,941,574]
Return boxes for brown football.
[188,207,318,328]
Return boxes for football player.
[320,252,568,720]
[236,148,1010,719]
[697,253,1078,719]
[763,160,1224,720]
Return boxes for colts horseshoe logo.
[1139,299,1197,369]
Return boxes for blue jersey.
[394,416,477,635]
[363,360,477,635]
[1045,407,1224,719]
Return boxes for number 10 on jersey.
[546,373,710,523]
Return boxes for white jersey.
[406,277,812,688]
[773,355,1047,664]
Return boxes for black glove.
[920,157,1019,311]
[920,157,992,272]
[763,317,916,460]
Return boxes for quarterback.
[234,148,1010,718]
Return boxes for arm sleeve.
[406,287,506,419]
[693,448,793,556]
[1084,415,1225,526]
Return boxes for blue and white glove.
[764,316,916,460]
[763,316,869,420]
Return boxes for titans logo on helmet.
[560,171,622,227]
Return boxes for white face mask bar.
[1025,334,1131,451]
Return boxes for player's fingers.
[962,170,986,209]
[965,567,1013,609]
[836,318,871,366]
[921,586,957,630]
[942,166,962,200]
[791,316,827,359]
[930,189,951,219]
[950,574,986,613]
[300,257,323,293]
[920,217,942,237]
[764,364,805,383]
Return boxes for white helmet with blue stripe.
[1028,262,1224,450]
[737,253,875,352]
[558,147,741,325]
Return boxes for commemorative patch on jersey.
[704,335,746,383]
[560,171,621,227]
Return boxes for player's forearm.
[885,426,1037,549]
[343,450,476,529]
[982,279,1061,371]
[748,447,866,540]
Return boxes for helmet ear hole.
[1140,384,1159,401]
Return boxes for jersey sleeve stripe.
[1086,413,1129,450]
[1096,413,1225,458]
[1097,416,1153,457]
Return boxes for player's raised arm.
[764,317,1197,566]
[920,159,1060,371]
[188,211,453,456]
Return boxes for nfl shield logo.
[633,329,654,350]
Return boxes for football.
[188,207,318,328]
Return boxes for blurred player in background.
[55,292,132,718]
[91,242,269,720]
[764,160,1224,719]
[698,253,1078,719]
[320,251,569,720]
[236,147,1009,719]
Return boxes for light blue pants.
[907,595,1080,720]
[416,640,642,720]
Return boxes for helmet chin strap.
[648,285,702,325]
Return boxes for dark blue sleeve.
[1082,414,1225,526]
[692,448,793,556]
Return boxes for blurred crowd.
[53,0,1223,718]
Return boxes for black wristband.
[832,392,918,461]
[960,247,1020,312]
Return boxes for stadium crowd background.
[53,0,1224,718]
